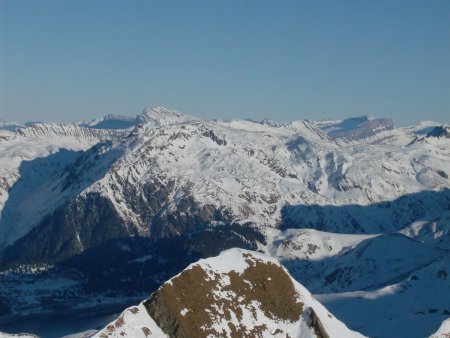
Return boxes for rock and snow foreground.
[94,248,365,338]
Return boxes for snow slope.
[317,253,450,338]
[261,227,450,337]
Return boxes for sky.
[0,0,449,126]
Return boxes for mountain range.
[0,107,449,337]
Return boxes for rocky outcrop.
[145,256,302,337]
[94,249,365,338]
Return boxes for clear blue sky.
[1,0,449,125]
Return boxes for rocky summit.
[94,248,365,338]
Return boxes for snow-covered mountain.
[2,108,449,252]
[313,115,394,140]
[0,123,127,247]
[0,107,448,338]
[94,249,365,338]
[77,114,137,130]
[75,106,197,131]
[0,119,26,132]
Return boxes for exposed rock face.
[308,309,330,338]
[145,258,302,337]
[94,249,366,338]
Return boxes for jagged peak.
[260,117,280,127]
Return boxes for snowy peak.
[318,115,394,140]
[137,106,195,127]
[95,249,365,338]
[83,114,137,130]
[261,117,280,127]
[76,107,192,130]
